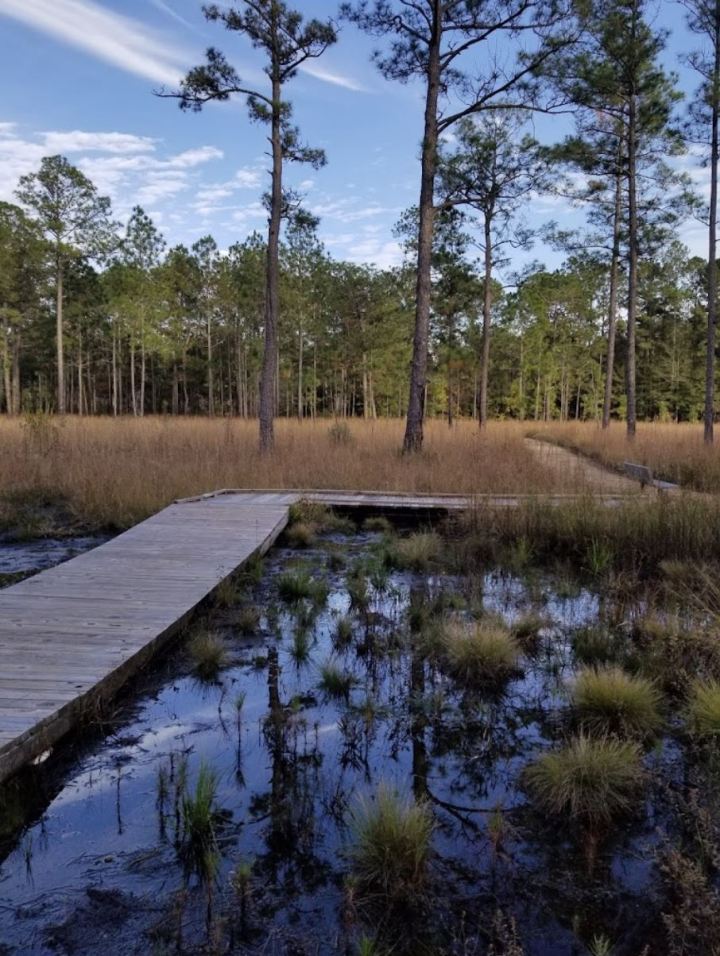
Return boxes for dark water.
[0,535,107,583]
[0,532,688,954]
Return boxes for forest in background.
[1,0,720,437]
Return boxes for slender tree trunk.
[207,311,214,416]
[13,333,20,415]
[479,212,493,428]
[2,324,11,415]
[403,0,441,453]
[259,64,283,452]
[626,91,639,440]
[130,340,137,417]
[297,325,303,421]
[602,160,623,429]
[56,256,65,414]
[706,16,720,444]
[140,336,146,418]
[112,323,118,417]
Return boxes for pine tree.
[161,1,336,450]
[16,156,116,414]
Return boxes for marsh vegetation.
[0,513,719,954]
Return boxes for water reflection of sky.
[0,533,684,954]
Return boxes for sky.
[0,0,710,273]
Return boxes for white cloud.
[41,130,157,155]
[0,0,189,86]
[168,146,224,168]
[298,61,369,93]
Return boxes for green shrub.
[524,735,644,828]
[348,783,433,900]
[572,666,662,738]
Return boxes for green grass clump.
[237,605,260,634]
[442,619,519,686]
[286,521,316,548]
[180,762,220,886]
[334,615,354,649]
[572,666,662,739]
[685,679,720,737]
[573,626,622,666]
[348,783,433,900]
[319,659,355,698]
[189,631,227,680]
[524,735,644,828]
[214,574,243,608]
[512,610,548,647]
[277,570,313,603]
[392,532,443,571]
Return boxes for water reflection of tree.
[248,646,332,903]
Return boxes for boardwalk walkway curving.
[0,487,640,785]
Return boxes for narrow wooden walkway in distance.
[0,486,641,784]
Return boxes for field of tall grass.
[533,421,720,492]
[0,416,598,531]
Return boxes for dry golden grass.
[0,416,597,530]
[533,421,720,493]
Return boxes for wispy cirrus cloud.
[298,61,370,93]
[0,0,189,85]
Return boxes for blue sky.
[0,0,709,271]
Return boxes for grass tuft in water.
[512,610,548,647]
[189,631,227,680]
[392,532,443,571]
[442,619,519,686]
[573,626,623,666]
[685,679,720,737]
[348,783,433,901]
[180,762,220,887]
[236,605,260,634]
[572,666,663,739]
[319,659,355,699]
[524,734,644,828]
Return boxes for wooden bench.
[623,461,679,492]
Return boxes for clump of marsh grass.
[189,631,227,680]
[392,532,443,571]
[236,605,260,635]
[572,666,663,739]
[180,762,220,888]
[512,610,549,648]
[214,575,243,608]
[573,626,623,667]
[319,659,355,699]
[685,679,720,738]
[524,735,644,828]
[348,783,434,901]
[277,569,313,603]
[442,619,520,686]
[285,521,316,548]
[334,615,354,649]
[291,628,313,664]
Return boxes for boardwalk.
[0,487,639,784]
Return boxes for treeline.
[1,0,720,441]
[0,186,709,422]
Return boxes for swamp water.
[0,528,704,954]
[0,536,107,587]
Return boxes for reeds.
[0,417,593,532]
[188,631,227,680]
